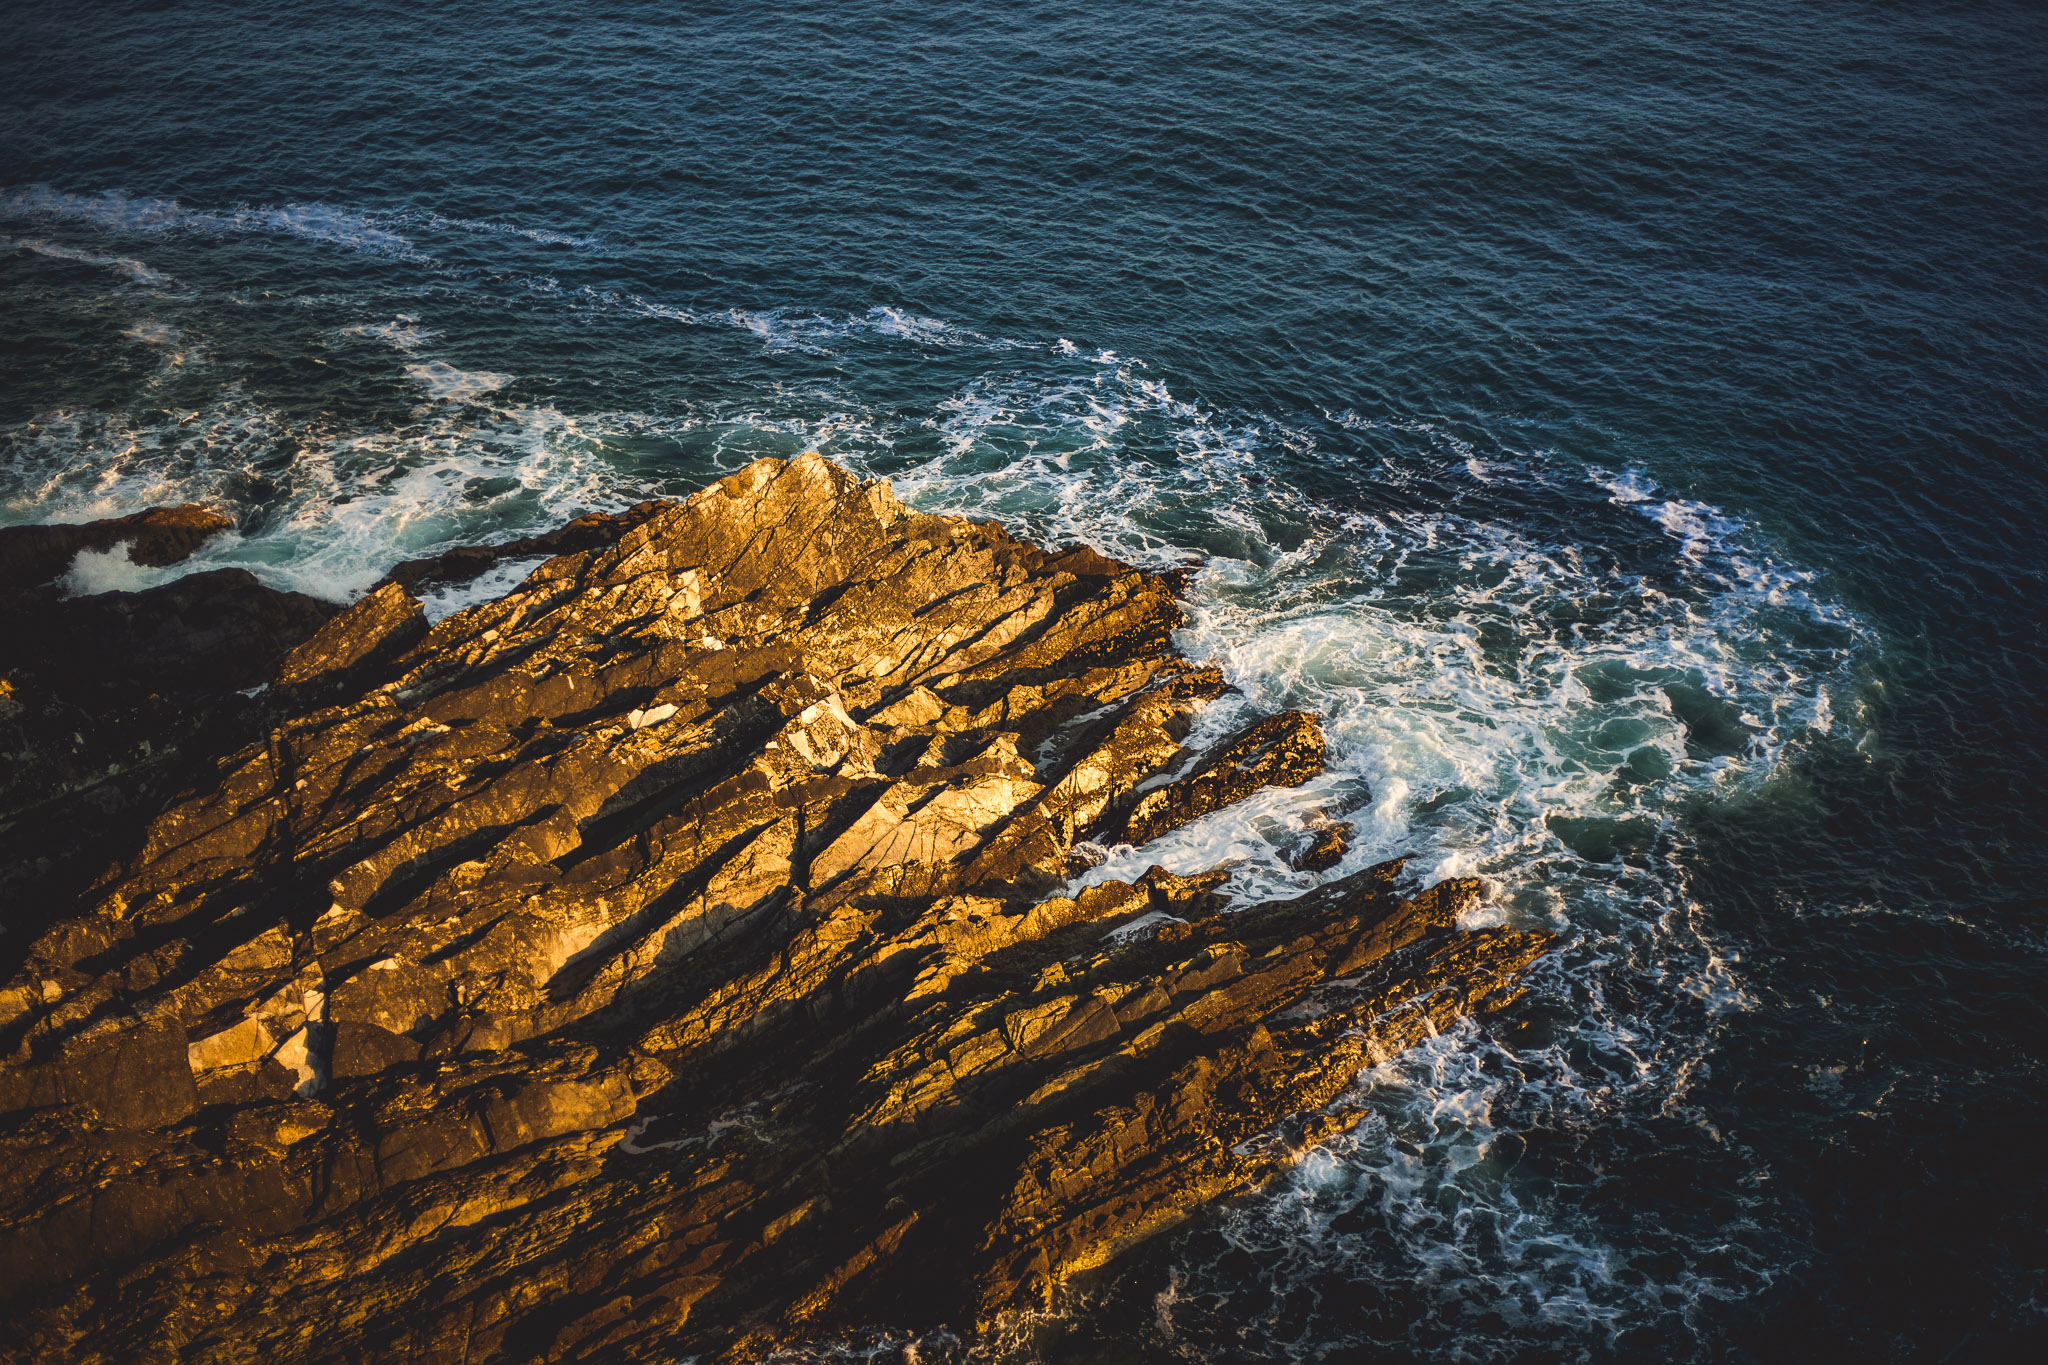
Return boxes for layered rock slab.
[0,454,1549,1362]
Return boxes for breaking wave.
[0,381,667,600]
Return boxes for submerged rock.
[0,454,1548,1361]
[1290,818,1356,873]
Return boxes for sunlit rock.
[0,454,1549,1361]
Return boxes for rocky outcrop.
[0,455,1549,1362]
[0,503,235,591]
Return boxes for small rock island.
[0,454,1549,1361]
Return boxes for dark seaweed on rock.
[0,455,1549,1362]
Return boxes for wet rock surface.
[1109,708,1326,846]
[1290,819,1356,873]
[0,455,1550,1362]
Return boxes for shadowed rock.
[0,455,1548,1362]
[1,549,341,972]
[0,503,235,590]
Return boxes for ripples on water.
[4,1,2045,1359]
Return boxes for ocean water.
[4,2,2045,1359]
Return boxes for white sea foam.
[1,372,665,601]
[854,354,1862,907]
[405,360,512,403]
[2,185,425,261]
[405,210,605,250]
[591,290,1017,356]
[418,556,551,623]
[5,186,623,275]
[60,543,174,596]
[8,236,172,287]
[112,319,213,386]
[339,316,432,351]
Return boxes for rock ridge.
[0,454,1549,1361]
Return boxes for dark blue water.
[5,2,2046,1359]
